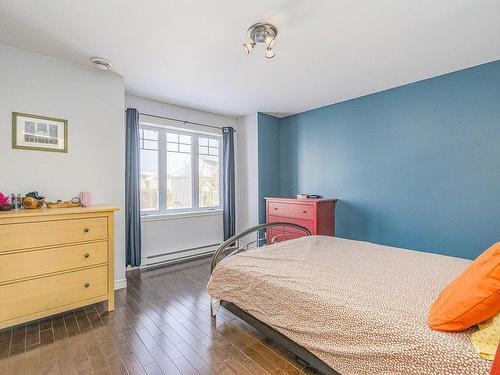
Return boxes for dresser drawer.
[268,228,304,243]
[0,241,108,284]
[0,217,108,252]
[0,266,108,323]
[267,215,314,233]
[268,201,314,220]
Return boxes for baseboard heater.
[142,243,220,268]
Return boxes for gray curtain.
[222,127,236,240]
[125,108,142,267]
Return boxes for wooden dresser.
[0,206,118,329]
[265,197,337,243]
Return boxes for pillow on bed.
[428,242,500,332]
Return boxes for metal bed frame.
[210,222,341,375]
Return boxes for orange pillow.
[428,242,500,332]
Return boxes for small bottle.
[10,193,22,210]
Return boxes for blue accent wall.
[259,60,500,259]
[258,113,281,224]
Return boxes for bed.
[207,223,492,375]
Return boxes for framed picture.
[12,112,68,153]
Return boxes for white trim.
[114,278,127,290]
[141,209,222,222]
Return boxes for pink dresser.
[265,197,337,243]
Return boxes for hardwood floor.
[0,257,319,375]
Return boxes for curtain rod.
[126,110,235,132]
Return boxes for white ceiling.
[1,0,499,117]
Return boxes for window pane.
[208,138,219,147]
[199,154,219,208]
[143,129,158,140]
[199,137,208,146]
[179,134,191,144]
[166,132,178,142]
[167,152,192,209]
[143,140,158,150]
[140,148,158,211]
[209,147,219,156]
[199,146,208,155]
[167,142,178,152]
[179,144,191,153]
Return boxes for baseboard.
[140,250,215,269]
[114,278,127,290]
[140,243,220,268]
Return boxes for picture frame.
[12,112,68,153]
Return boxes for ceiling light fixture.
[243,23,278,59]
[243,42,256,54]
[90,57,111,71]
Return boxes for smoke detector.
[90,57,111,71]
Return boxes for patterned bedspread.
[207,236,491,375]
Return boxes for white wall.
[234,114,259,232]
[0,45,126,288]
[125,95,239,266]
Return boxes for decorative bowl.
[22,197,45,209]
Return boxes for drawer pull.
[84,283,90,288]
[83,228,90,233]
[273,207,278,210]
[84,253,90,258]
[302,210,307,213]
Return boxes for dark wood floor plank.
[148,346,182,375]
[75,309,92,333]
[51,341,73,375]
[84,334,111,373]
[121,352,147,375]
[23,346,41,375]
[169,340,208,371]
[25,321,40,349]
[197,325,270,375]
[143,361,164,375]
[68,336,94,374]
[51,316,67,342]
[9,325,26,356]
[6,353,26,374]
[137,315,163,337]
[0,330,12,359]
[109,333,134,357]
[40,329,55,347]
[172,355,200,375]
[40,359,60,375]
[152,334,183,361]
[123,332,155,368]
[63,313,80,337]
[133,328,156,350]
[39,319,53,332]
[85,305,104,329]
[104,355,128,375]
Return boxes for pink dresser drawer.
[268,201,314,220]
[267,215,314,233]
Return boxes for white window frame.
[139,123,223,216]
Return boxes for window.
[198,137,220,208]
[139,124,222,214]
[139,128,159,212]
